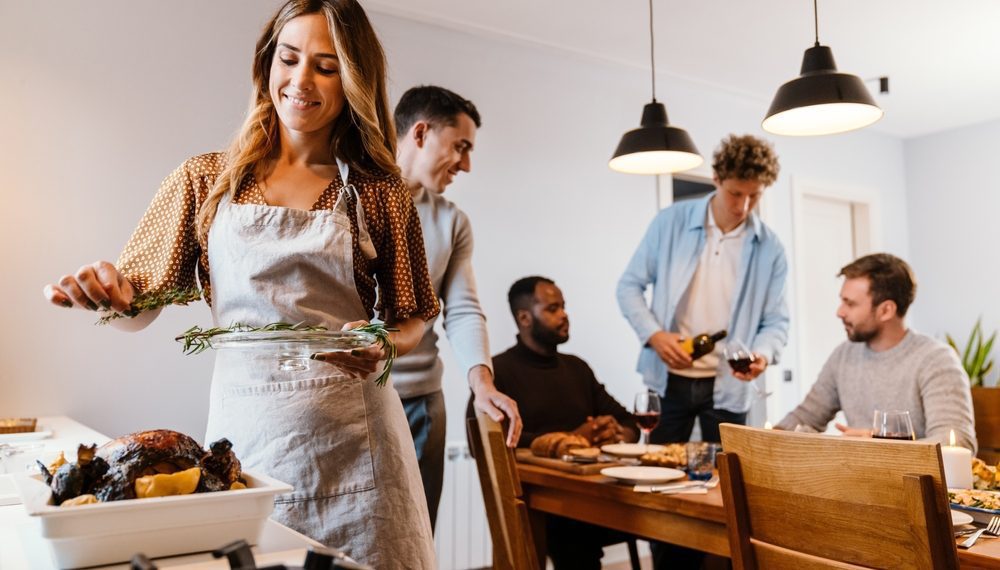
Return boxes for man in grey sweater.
[393,86,522,529]
[777,253,976,452]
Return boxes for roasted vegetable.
[61,494,98,506]
[37,444,109,505]
[135,467,201,498]
[198,438,244,492]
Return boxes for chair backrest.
[467,412,539,570]
[972,388,1000,463]
[719,423,958,570]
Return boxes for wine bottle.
[679,330,728,360]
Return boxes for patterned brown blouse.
[116,152,440,322]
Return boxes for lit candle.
[764,421,773,430]
[941,429,973,490]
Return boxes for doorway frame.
[790,176,883,404]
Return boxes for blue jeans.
[401,390,446,530]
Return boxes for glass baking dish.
[208,330,377,372]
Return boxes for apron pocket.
[218,374,376,501]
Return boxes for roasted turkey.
[95,430,207,501]
[38,429,244,504]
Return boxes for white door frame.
[790,176,883,404]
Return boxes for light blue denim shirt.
[616,192,790,413]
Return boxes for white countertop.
[0,416,319,569]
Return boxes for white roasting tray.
[14,469,292,569]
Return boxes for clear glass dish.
[209,330,376,372]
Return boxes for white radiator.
[435,441,492,570]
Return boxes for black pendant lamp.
[609,0,702,174]
[762,0,883,136]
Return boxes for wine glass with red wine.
[724,339,772,400]
[872,409,915,440]
[633,391,661,452]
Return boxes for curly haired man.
[616,134,791,568]
[618,134,789,443]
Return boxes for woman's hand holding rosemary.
[96,287,202,325]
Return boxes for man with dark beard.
[776,254,976,451]
[469,275,638,569]
[487,276,638,448]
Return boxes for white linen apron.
[203,164,435,569]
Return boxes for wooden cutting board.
[515,448,622,475]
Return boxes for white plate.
[952,509,974,526]
[600,443,665,457]
[0,427,52,443]
[600,465,685,485]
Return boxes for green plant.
[946,318,996,387]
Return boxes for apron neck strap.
[336,157,350,188]
[335,158,376,260]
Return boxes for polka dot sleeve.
[362,175,440,322]
[116,154,215,302]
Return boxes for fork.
[959,515,1000,549]
[987,516,1000,537]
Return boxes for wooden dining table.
[516,461,1000,568]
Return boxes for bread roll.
[567,447,600,459]
[530,433,562,457]
[530,432,591,458]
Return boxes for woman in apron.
[42,1,438,567]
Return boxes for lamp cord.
[813,0,820,46]
[648,0,656,101]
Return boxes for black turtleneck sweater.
[471,336,637,448]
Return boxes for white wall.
[905,119,1000,387]
[0,2,909,444]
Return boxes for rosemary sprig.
[174,321,398,387]
[175,321,327,355]
[96,287,203,325]
[352,323,399,387]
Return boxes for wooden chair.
[467,412,540,570]
[718,423,959,570]
[972,388,1000,463]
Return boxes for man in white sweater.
[777,253,976,452]
[393,86,522,529]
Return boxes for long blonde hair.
[197,0,398,245]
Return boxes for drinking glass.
[872,409,915,440]
[724,339,772,400]
[686,442,720,481]
[0,442,45,474]
[633,391,661,452]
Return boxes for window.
[672,174,714,202]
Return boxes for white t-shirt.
[673,202,747,378]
